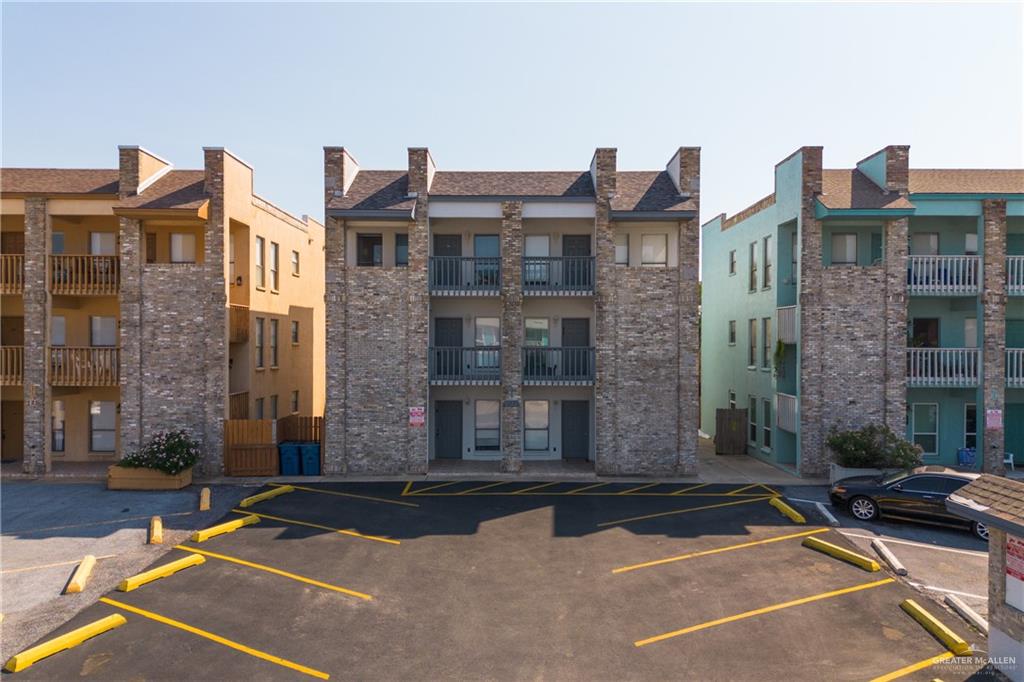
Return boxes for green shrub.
[117,431,201,475]
[826,424,923,469]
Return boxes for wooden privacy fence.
[276,415,324,445]
[223,419,278,476]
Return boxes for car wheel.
[972,521,989,542]
[849,496,879,521]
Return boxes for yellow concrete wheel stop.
[900,599,972,656]
[190,514,260,542]
[3,614,126,672]
[239,485,295,508]
[801,536,881,571]
[769,497,806,524]
[117,553,205,592]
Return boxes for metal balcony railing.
[776,393,798,433]
[907,255,979,296]
[49,255,119,295]
[522,347,595,384]
[429,346,501,384]
[429,257,500,294]
[0,346,23,385]
[1008,349,1024,388]
[49,346,119,386]
[522,257,595,294]
[0,254,24,294]
[777,306,798,344]
[1009,256,1024,296]
[906,348,979,388]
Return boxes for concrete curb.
[943,594,988,635]
[870,539,908,576]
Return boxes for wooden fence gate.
[223,419,278,476]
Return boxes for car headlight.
[831,486,847,494]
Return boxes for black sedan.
[829,466,988,540]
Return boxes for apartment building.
[0,146,324,473]
[323,146,700,475]
[701,145,1024,477]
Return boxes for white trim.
[135,162,174,195]
[836,531,988,558]
[522,202,595,219]
[910,402,940,457]
[428,201,502,218]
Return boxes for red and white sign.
[1008,534,1024,611]
[408,406,425,427]
[986,409,1003,430]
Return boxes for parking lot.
[8,481,988,681]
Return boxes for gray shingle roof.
[1,168,119,195]
[947,474,1024,533]
[116,170,208,210]
[909,169,1024,194]
[819,169,915,211]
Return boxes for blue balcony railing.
[522,347,595,384]
[522,257,594,294]
[429,257,500,294]
[429,346,501,384]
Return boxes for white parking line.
[906,581,987,601]
[837,531,988,558]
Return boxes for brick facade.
[982,199,1008,474]
[22,197,49,473]
[499,200,524,472]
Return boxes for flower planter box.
[107,465,193,490]
[829,463,900,485]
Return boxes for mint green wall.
[856,151,887,189]
[820,222,884,266]
[905,388,979,468]
[907,298,979,346]
[776,221,798,307]
[908,216,978,255]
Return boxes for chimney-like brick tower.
[883,145,910,195]
[324,147,360,205]
[118,146,170,199]
[591,148,617,198]
[670,147,701,208]
[408,147,435,196]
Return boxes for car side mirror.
[892,483,903,491]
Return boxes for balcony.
[429,257,500,295]
[522,347,595,385]
[1,254,24,294]
[777,306,798,344]
[229,305,249,343]
[429,347,501,385]
[523,257,594,295]
[229,391,249,419]
[907,255,979,296]
[49,255,119,296]
[1009,256,1024,296]
[1009,349,1024,389]
[906,348,979,388]
[0,346,23,385]
[776,392,797,433]
[49,347,119,386]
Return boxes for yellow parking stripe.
[457,482,509,495]
[598,496,771,527]
[408,481,460,495]
[868,651,954,682]
[512,482,558,495]
[100,597,329,679]
[269,483,418,508]
[401,481,413,496]
[568,482,607,494]
[619,483,659,495]
[233,510,399,545]
[726,483,761,496]
[174,545,372,601]
[758,483,780,496]
[612,528,830,574]
[634,577,895,647]
[671,483,709,495]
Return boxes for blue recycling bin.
[279,442,301,476]
[299,443,321,476]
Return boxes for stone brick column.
[796,147,825,477]
[676,215,700,475]
[201,149,228,475]
[982,199,1008,474]
[883,217,909,432]
[592,149,618,474]
[499,201,524,472]
[323,215,347,474]
[406,201,430,474]
[119,216,143,458]
[22,198,50,473]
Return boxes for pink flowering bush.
[117,431,200,475]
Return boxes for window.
[254,398,264,419]
[357,234,383,267]
[229,235,236,279]
[763,236,773,288]
[51,316,66,346]
[90,232,116,256]
[89,400,116,452]
[290,390,299,414]
[269,395,278,420]
[641,234,667,266]
[748,319,757,367]
[728,390,736,409]
[525,318,549,346]
[831,234,857,265]
[965,403,977,450]
[963,318,977,348]
[911,232,939,256]
[51,400,65,452]
[748,242,757,291]
[395,234,408,267]
[901,476,963,495]
[51,232,64,254]
[146,233,157,263]
[269,319,279,367]
[965,233,978,256]
[170,233,196,263]
[911,403,939,456]
[255,318,265,369]
[728,250,736,276]
[525,235,550,257]
[255,236,266,287]
[615,233,629,265]
[748,397,757,444]
[291,249,301,275]
[475,400,500,451]
[291,320,299,344]
[524,400,549,450]
[762,317,772,369]
[728,320,736,345]
[91,316,117,347]
[762,399,772,450]
[474,234,499,258]
[270,242,279,290]
[475,317,499,370]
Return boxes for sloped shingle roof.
[909,169,1024,195]
[430,171,593,198]
[0,168,119,195]
[613,171,696,213]
[819,169,915,210]
[327,170,414,213]
[947,475,1024,532]
[116,170,208,211]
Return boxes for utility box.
[715,409,748,455]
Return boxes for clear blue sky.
[3,2,1021,224]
